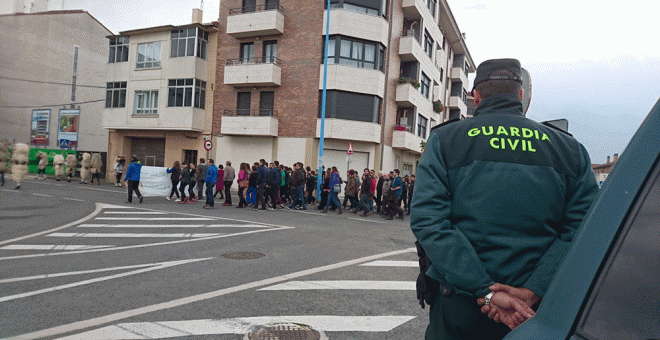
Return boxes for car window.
[576,161,660,340]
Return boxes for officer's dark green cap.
[472,58,523,91]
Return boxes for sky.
[7,0,657,164]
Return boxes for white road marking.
[289,209,325,216]
[0,262,165,283]
[1,189,20,193]
[8,248,416,340]
[24,180,122,194]
[0,258,213,304]
[0,245,114,251]
[76,224,269,229]
[62,198,86,202]
[31,193,53,197]
[94,217,215,221]
[347,217,388,224]
[360,260,419,267]
[48,232,223,238]
[102,211,168,215]
[55,316,417,339]
[259,280,416,291]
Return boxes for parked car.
[505,98,660,340]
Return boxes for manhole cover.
[222,252,265,260]
[244,323,326,340]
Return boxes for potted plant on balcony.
[433,100,444,113]
[397,77,411,85]
[395,125,407,131]
[410,79,421,89]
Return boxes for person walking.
[406,174,415,215]
[223,160,235,206]
[112,157,125,187]
[166,161,181,201]
[386,169,405,220]
[196,158,207,200]
[254,159,269,210]
[178,162,191,203]
[214,164,225,199]
[411,59,599,338]
[247,164,259,207]
[354,168,373,216]
[236,162,249,208]
[306,170,317,205]
[123,155,144,204]
[187,163,197,202]
[203,159,218,209]
[324,167,344,214]
[344,170,358,210]
[375,172,384,213]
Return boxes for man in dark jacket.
[196,158,207,200]
[123,155,143,204]
[289,162,306,210]
[354,168,372,216]
[266,162,281,209]
[254,159,269,210]
[411,59,599,338]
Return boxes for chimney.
[606,156,610,164]
[613,154,618,163]
[192,8,203,24]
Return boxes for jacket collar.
[473,94,524,117]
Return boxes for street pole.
[317,0,331,201]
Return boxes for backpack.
[329,172,341,193]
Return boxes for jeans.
[359,193,371,212]
[328,191,341,209]
[169,180,180,198]
[127,180,142,202]
[257,182,267,208]
[188,181,196,199]
[289,185,307,209]
[224,181,232,204]
[246,186,257,205]
[197,180,205,199]
[205,182,215,206]
[179,182,188,199]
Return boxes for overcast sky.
[33,0,660,164]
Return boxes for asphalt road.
[0,178,427,339]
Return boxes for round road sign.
[204,140,213,150]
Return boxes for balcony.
[392,130,424,154]
[323,9,389,46]
[449,96,467,114]
[220,110,279,136]
[451,67,468,87]
[395,83,432,114]
[224,57,282,87]
[102,107,205,132]
[316,119,381,143]
[226,5,285,38]
[399,34,424,63]
[401,0,423,19]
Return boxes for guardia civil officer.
[410,58,599,339]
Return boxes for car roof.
[506,97,660,339]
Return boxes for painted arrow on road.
[55,316,418,339]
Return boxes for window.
[417,114,428,139]
[168,79,205,108]
[326,0,382,17]
[319,90,381,123]
[240,42,254,63]
[440,67,444,80]
[136,42,161,69]
[109,36,129,63]
[577,164,660,340]
[106,82,126,108]
[134,90,158,115]
[421,73,431,99]
[427,0,436,17]
[323,35,385,71]
[260,91,275,116]
[263,41,278,63]
[464,61,470,75]
[463,89,468,104]
[424,30,434,59]
[442,36,446,50]
[170,28,208,59]
[242,0,256,13]
[237,92,251,115]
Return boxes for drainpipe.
[378,0,394,172]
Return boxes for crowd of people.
[116,156,414,219]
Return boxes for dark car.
[505,98,660,340]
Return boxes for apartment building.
[213,0,474,176]
[103,9,218,170]
[0,10,111,152]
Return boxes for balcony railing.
[229,4,285,15]
[402,29,420,43]
[226,56,282,66]
[224,109,278,117]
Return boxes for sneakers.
[203,205,212,209]
[139,196,143,204]
[178,198,189,204]
[322,207,328,213]
[337,207,344,214]
[166,197,171,201]
[222,203,231,206]
[175,198,182,202]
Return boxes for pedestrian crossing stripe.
[54,316,418,339]
[0,245,114,251]
[47,232,224,238]
[259,280,416,291]
[360,260,419,267]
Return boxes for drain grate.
[245,323,323,340]
[222,252,265,260]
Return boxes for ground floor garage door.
[131,138,165,167]
[323,149,369,179]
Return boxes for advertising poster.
[30,110,50,145]
[58,109,79,148]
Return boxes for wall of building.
[0,11,110,152]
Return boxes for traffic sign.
[204,140,213,151]
[59,139,69,149]
[347,142,353,155]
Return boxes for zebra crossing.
[53,250,426,339]
[0,203,291,258]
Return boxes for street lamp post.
[317,0,331,201]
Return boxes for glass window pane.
[177,79,185,86]
[121,46,129,62]
[187,37,195,56]
[172,30,179,38]
[353,42,363,60]
[185,79,194,86]
[327,39,335,57]
[175,88,183,106]
[200,89,205,109]
[171,39,178,57]
[112,90,119,107]
[106,90,113,108]
[364,44,375,62]
[168,88,175,106]
[194,88,200,108]
[119,89,126,107]
[108,46,116,63]
[340,40,351,57]
[187,28,195,37]
[137,44,145,63]
[184,87,192,107]
[169,79,176,87]
[178,39,186,57]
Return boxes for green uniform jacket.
[410,94,599,299]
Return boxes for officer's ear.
[473,89,481,106]
[519,88,524,102]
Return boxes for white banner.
[138,166,171,197]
